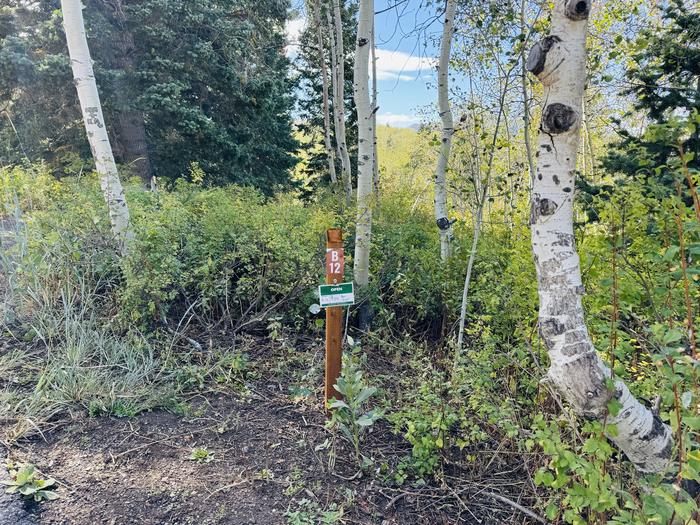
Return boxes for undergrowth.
[1,160,700,523]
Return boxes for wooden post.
[325,228,344,411]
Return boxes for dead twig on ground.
[482,490,550,525]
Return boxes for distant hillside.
[376,125,436,211]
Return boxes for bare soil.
[0,337,540,525]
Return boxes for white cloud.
[285,17,306,57]
[374,49,437,82]
[376,71,415,81]
[376,113,420,127]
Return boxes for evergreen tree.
[603,0,700,189]
[0,0,298,192]
[294,0,357,192]
[0,2,86,171]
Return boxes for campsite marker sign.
[325,244,345,280]
[322,229,353,413]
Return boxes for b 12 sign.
[326,247,344,282]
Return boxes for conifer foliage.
[0,0,297,191]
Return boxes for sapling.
[326,360,381,468]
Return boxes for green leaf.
[663,246,680,262]
[355,387,376,405]
[684,416,700,430]
[328,399,349,410]
[663,328,684,345]
[14,466,35,486]
[534,469,554,487]
[607,398,623,417]
[356,414,375,427]
[37,490,59,501]
[18,485,37,496]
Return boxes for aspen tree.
[61,0,132,255]
[312,0,338,186]
[353,0,374,330]
[434,0,457,261]
[329,0,353,206]
[519,0,535,189]
[528,0,671,472]
[371,26,379,205]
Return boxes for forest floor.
[0,334,541,525]
[0,213,539,524]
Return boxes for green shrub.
[123,182,335,327]
[1,169,336,330]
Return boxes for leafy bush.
[367,192,537,341]
[123,182,335,327]
[1,169,336,331]
[387,335,526,484]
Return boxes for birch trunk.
[434,0,457,262]
[312,0,337,186]
[454,71,509,360]
[353,0,374,330]
[61,0,132,255]
[528,0,671,473]
[455,187,486,356]
[329,0,353,207]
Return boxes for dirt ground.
[0,336,541,525]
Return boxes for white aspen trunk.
[329,0,353,207]
[371,28,379,207]
[434,0,457,262]
[520,0,536,191]
[312,0,337,186]
[353,0,374,329]
[455,187,486,356]
[61,0,132,255]
[527,0,671,473]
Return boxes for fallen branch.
[483,491,551,525]
[232,280,307,334]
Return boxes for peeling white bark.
[312,0,337,186]
[352,0,374,313]
[61,0,132,255]
[329,0,353,206]
[528,0,671,473]
[434,0,457,262]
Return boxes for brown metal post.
[325,228,344,411]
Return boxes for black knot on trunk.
[526,35,562,76]
[530,195,559,224]
[436,217,452,231]
[358,37,368,47]
[542,103,578,134]
[565,0,590,20]
[538,198,558,216]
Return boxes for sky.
[285,0,444,127]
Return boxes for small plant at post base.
[2,462,58,502]
[326,360,381,469]
[284,498,344,525]
[187,447,214,463]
